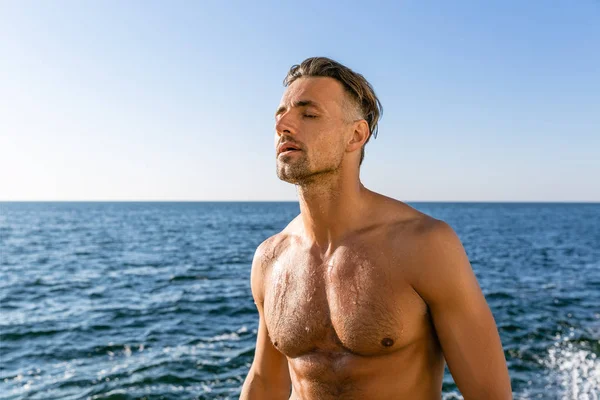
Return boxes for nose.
[275,112,296,137]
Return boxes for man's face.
[274,77,357,184]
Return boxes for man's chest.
[262,245,430,358]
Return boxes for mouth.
[278,141,303,156]
[278,149,301,157]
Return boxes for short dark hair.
[284,57,383,166]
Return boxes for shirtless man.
[240,57,512,399]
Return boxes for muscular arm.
[240,242,291,400]
[410,220,512,399]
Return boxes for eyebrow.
[275,100,323,116]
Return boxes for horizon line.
[1,200,599,204]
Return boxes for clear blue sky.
[1,1,598,201]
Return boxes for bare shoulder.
[250,216,300,304]
[396,211,457,249]
[372,195,465,284]
[370,193,442,237]
[255,214,301,263]
[369,192,453,240]
[403,214,465,266]
[385,207,475,306]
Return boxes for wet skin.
[259,200,446,399]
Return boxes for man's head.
[275,57,382,185]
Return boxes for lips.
[278,142,302,155]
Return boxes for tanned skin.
[240,76,512,399]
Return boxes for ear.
[346,120,370,153]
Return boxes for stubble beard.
[276,152,343,186]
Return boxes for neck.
[296,169,370,252]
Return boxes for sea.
[1,202,599,400]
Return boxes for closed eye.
[303,114,317,119]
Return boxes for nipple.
[381,337,394,347]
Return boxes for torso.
[261,200,446,399]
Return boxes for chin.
[276,170,303,184]
[276,165,310,184]
[276,157,339,185]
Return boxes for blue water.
[1,202,599,399]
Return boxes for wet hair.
[283,57,383,166]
